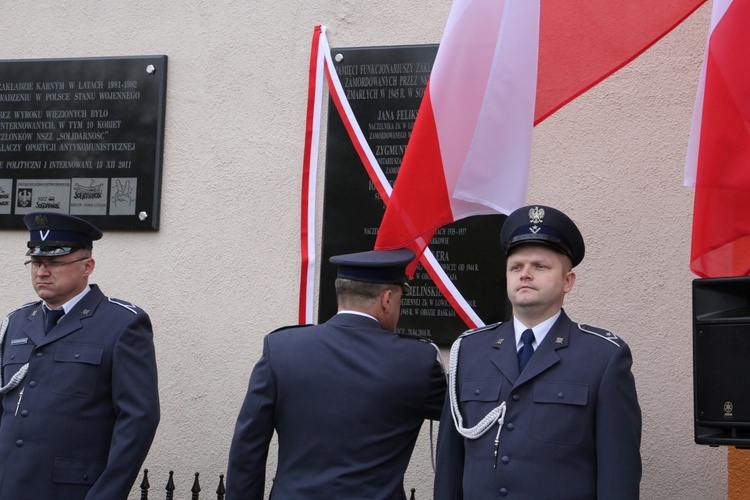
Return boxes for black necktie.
[45,308,65,334]
[517,329,535,371]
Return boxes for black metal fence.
[137,470,225,500]
[136,469,417,499]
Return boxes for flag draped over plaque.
[375,0,706,268]
[685,0,750,278]
[299,26,484,327]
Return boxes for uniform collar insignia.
[82,309,91,315]
[495,338,505,345]
[555,337,564,344]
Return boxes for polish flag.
[685,0,750,278]
[375,0,539,266]
[376,0,706,270]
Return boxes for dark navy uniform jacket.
[434,310,641,500]
[227,313,447,499]
[0,284,160,500]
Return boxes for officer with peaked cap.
[435,205,641,500]
[228,248,446,499]
[24,211,103,256]
[0,212,160,500]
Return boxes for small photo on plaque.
[0,179,12,214]
[109,177,137,215]
[70,178,108,216]
[16,188,32,209]
[15,179,71,214]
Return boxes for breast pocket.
[2,343,32,384]
[460,378,504,423]
[50,343,104,397]
[532,381,589,445]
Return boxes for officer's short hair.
[335,278,396,302]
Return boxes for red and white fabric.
[685,0,750,278]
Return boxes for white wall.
[1,1,726,498]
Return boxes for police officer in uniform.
[227,248,447,499]
[0,212,160,500]
[434,205,641,499]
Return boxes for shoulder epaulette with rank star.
[108,297,140,315]
[5,301,40,320]
[18,300,40,311]
[269,324,313,335]
[578,323,621,347]
[457,321,503,339]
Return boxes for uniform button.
[499,487,508,497]
[512,394,520,401]
[75,354,81,359]
[83,473,88,480]
[10,354,15,360]
[21,410,29,417]
[558,392,564,399]
[501,456,510,464]
[474,389,481,395]
[506,423,515,431]
[36,352,44,358]
[15,440,24,447]
[28,381,37,388]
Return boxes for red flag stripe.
[298,25,325,324]
[535,0,707,125]
[689,0,750,277]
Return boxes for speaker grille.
[694,323,750,425]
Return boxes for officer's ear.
[563,269,576,294]
[83,256,96,277]
[379,287,393,312]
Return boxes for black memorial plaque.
[0,55,167,230]
[319,45,508,346]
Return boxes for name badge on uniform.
[10,338,28,346]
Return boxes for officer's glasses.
[24,256,89,271]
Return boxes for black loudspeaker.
[693,277,750,447]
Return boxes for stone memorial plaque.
[319,45,509,346]
[0,55,167,230]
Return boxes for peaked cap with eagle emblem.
[500,205,585,267]
[24,212,103,257]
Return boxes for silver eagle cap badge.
[528,206,545,224]
[35,214,49,228]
